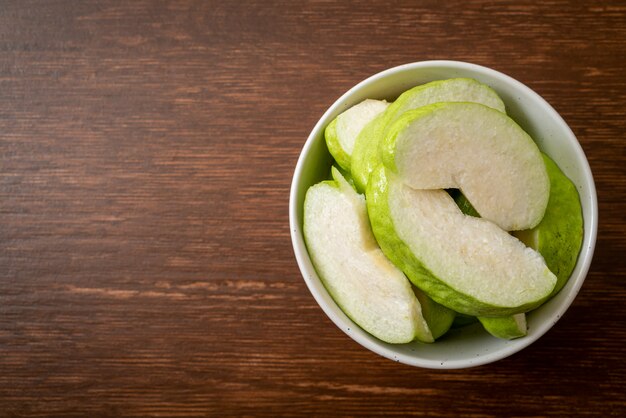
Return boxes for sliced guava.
[366,165,557,317]
[382,102,550,231]
[303,168,433,343]
[351,78,505,192]
[478,314,527,339]
[325,99,388,171]
[514,154,584,296]
[412,286,456,340]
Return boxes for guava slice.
[366,165,557,317]
[325,99,388,171]
[303,168,433,343]
[328,164,356,191]
[351,78,505,192]
[382,102,550,231]
[453,190,526,338]
[478,314,527,340]
[514,154,584,296]
[350,112,387,192]
[412,286,456,340]
[454,189,527,338]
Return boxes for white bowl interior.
[290,61,598,369]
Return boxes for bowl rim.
[289,60,598,369]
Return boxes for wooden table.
[1,1,624,416]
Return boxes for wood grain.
[1,0,625,416]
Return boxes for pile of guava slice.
[304,78,583,343]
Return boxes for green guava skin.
[324,118,352,172]
[382,78,505,131]
[478,314,527,340]
[351,113,387,192]
[413,286,456,340]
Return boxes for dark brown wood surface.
[1,1,625,416]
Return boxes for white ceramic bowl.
[289,61,598,369]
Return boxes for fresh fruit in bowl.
[289,61,597,368]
